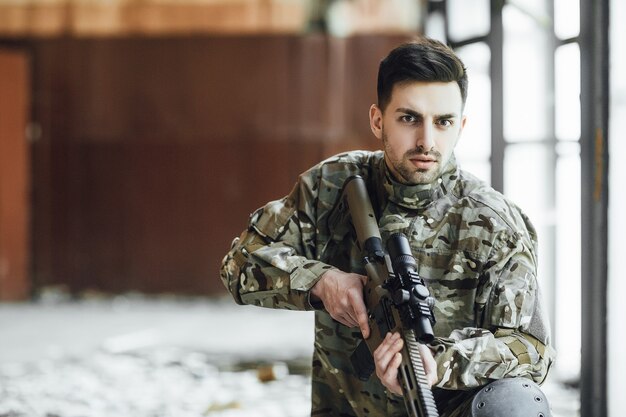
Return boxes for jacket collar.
[379,154,459,210]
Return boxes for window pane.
[503,4,551,142]
[554,0,580,39]
[425,10,447,42]
[455,42,491,184]
[503,143,552,224]
[554,141,581,381]
[555,43,581,141]
[447,0,490,41]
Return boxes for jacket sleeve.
[219,167,335,311]
[431,224,556,389]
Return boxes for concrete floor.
[0,294,579,416]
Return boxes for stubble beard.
[382,131,443,185]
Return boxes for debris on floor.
[0,346,312,417]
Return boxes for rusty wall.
[28,35,407,294]
[0,49,31,300]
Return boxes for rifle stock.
[344,175,439,417]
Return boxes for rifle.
[344,175,439,417]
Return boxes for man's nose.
[416,122,435,151]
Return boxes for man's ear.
[369,104,383,140]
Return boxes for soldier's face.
[369,81,466,185]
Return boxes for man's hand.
[373,332,438,396]
[310,270,370,338]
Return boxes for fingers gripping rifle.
[344,175,439,417]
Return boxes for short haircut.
[377,37,468,111]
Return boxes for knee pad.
[471,378,551,417]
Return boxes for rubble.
[0,346,311,417]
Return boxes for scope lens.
[387,233,417,272]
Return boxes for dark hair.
[377,37,468,111]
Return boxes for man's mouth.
[408,156,437,170]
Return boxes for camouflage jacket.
[220,150,555,416]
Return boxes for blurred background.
[0,0,623,416]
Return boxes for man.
[220,37,555,417]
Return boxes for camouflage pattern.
[220,150,555,417]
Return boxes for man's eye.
[400,115,416,123]
[437,119,453,127]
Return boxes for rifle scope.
[387,233,435,344]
